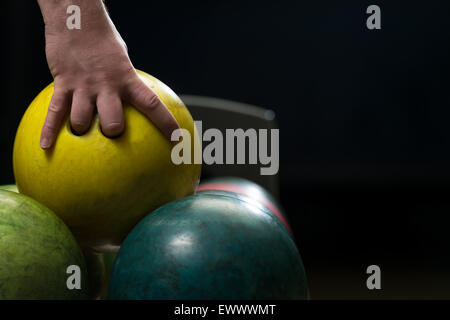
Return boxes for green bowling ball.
[0,190,88,299]
[0,184,18,193]
[109,193,307,300]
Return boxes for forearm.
[38,0,129,78]
[37,0,112,37]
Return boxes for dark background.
[1,0,450,299]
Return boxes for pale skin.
[37,0,179,149]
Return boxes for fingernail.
[40,138,50,149]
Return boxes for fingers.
[70,90,95,135]
[40,75,179,146]
[97,91,124,137]
[126,78,179,140]
[40,87,71,149]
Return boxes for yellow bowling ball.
[13,70,201,252]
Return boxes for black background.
[1,0,450,299]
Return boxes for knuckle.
[143,93,161,112]
[43,122,57,133]
[48,102,64,113]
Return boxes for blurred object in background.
[182,95,280,199]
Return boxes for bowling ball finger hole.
[69,125,83,137]
[99,126,124,139]
[66,109,100,137]
[66,119,123,139]
[65,119,92,137]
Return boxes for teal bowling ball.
[109,193,307,299]
[195,189,294,239]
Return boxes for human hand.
[38,0,179,149]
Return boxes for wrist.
[38,0,109,36]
